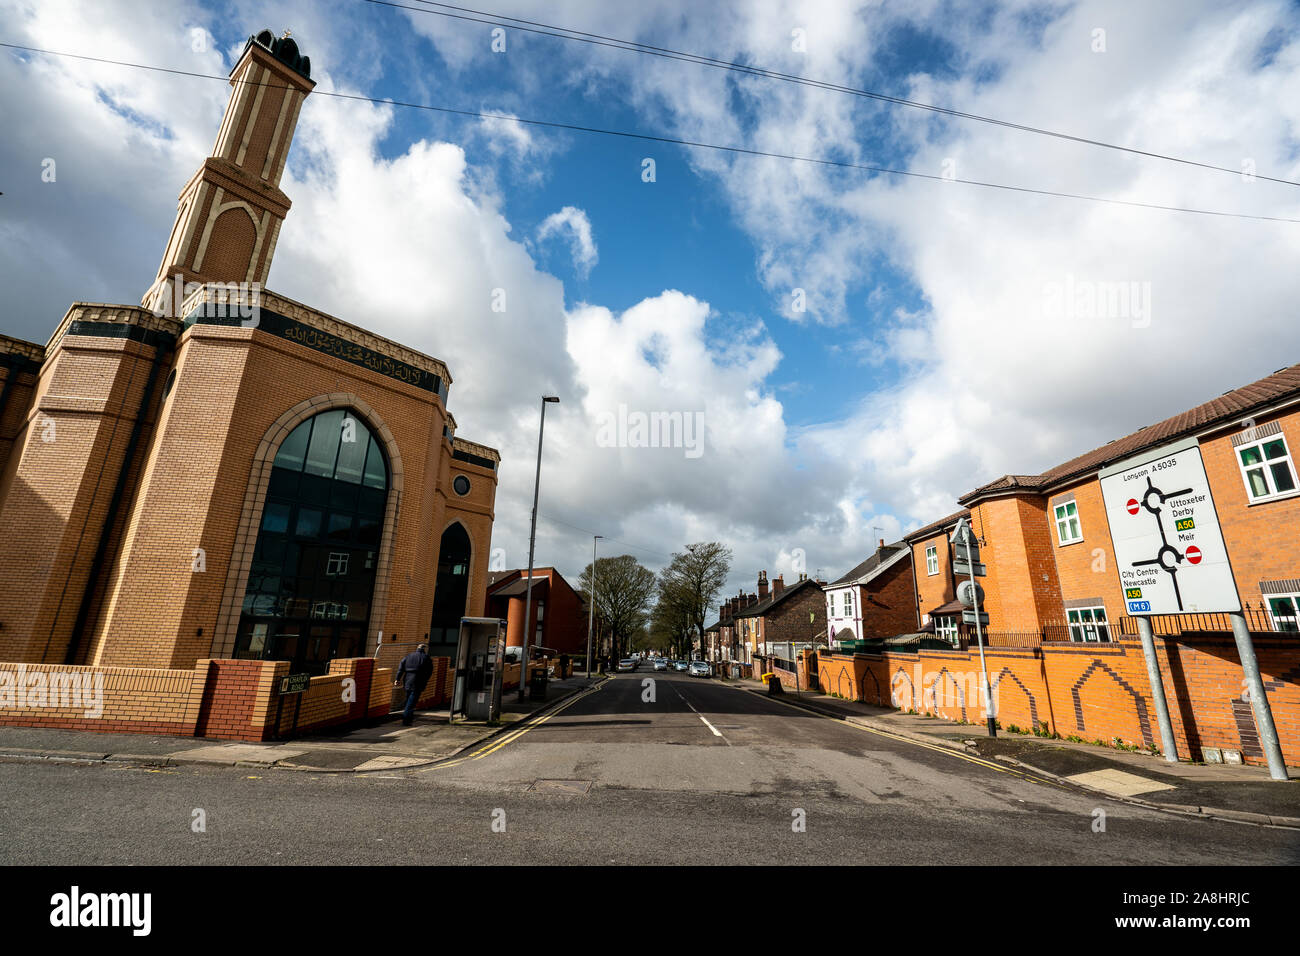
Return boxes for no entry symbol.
[1126,498,1140,515]
[1185,545,1202,565]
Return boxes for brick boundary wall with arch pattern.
[815,636,1300,766]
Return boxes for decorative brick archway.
[209,393,405,659]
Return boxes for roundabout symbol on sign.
[1129,475,1195,611]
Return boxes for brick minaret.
[142,30,314,315]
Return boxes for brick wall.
[0,655,397,742]
[817,635,1300,766]
[0,661,205,735]
[1200,412,1300,611]
[859,556,919,638]
[913,532,955,623]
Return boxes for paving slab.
[1066,768,1177,797]
[353,755,432,772]
[170,743,306,766]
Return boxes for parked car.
[617,658,637,672]
[673,660,689,672]
[689,661,711,678]
[653,659,669,672]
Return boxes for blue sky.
[3,0,1300,600]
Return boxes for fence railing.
[934,605,1294,652]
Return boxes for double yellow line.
[738,683,1071,790]
[421,678,608,772]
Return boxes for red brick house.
[486,567,587,658]
[734,571,826,666]
[880,361,1300,766]
[823,539,915,646]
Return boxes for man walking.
[395,643,433,726]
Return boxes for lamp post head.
[543,395,560,403]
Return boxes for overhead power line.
[2,41,1297,223]
[371,0,1300,189]
[539,512,674,562]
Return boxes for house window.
[926,545,938,576]
[828,593,836,617]
[1067,606,1110,642]
[935,615,958,645]
[844,591,854,617]
[1266,594,1300,632]
[1054,501,1083,545]
[1238,435,1297,502]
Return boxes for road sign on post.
[950,517,995,737]
[1099,436,1286,780]
[1099,438,1240,614]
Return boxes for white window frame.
[844,590,854,618]
[1237,433,1298,503]
[934,615,958,646]
[828,592,836,617]
[1054,500,1083,545]
[926,545,938,576]
[1066,606,1110,642]
[1265,593,1300,632]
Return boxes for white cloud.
[535,205,598,278]
[6,0,1300,607]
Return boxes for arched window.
[235,409,389,674]
[427,523,471,657]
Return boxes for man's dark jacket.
[396,649,434,692]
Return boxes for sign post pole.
[965,535,996,738]
[1134,615,1179,763]
[952,518,995,738]
[586,535,601,683]
[1229,612,1288,780]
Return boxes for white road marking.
[671,683,729,744]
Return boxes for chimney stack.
[757,571,769,600]
[878,538,886,552]
[773,574,784,597]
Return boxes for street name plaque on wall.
[279,673,312,695]
[1098,437,1241,614]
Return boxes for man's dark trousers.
[397,648,433,725]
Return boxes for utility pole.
[518,395,559,702]
[586,535,601,681]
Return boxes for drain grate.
[529,779,593,794]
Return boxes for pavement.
[737,677,1300,828]
[0,673,604,773]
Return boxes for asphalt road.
[1,671,1296,865]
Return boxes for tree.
[657,542,732,658]
[649,591,695,658]
[576,554,656,662]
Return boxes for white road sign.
[1098,437,1241,615]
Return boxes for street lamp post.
[586,534,602,681]
[518,395,559,702]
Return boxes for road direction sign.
[957,580,985,608]
[1099,437,1240,614]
